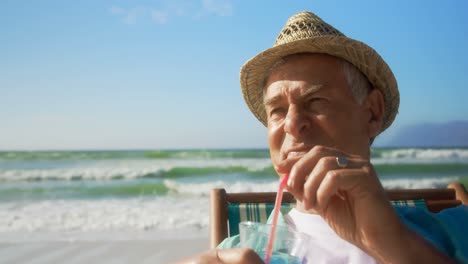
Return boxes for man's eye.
[269,108,286,117]
[307,98,327,108]
[308,98,322,104]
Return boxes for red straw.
[264,174,289,264]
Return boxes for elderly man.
[178,11,466,264]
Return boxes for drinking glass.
[239,221,310,264]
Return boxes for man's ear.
[364,89,385,138]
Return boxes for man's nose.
[284,106,310,138]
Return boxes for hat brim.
[240,36,399,132]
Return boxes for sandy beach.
[0,228,210,264]
[0,236,209,264]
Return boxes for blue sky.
[1,0,467,150]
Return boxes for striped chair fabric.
[227,200,427,236]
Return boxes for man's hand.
[174,248,264,264]
[284,145,453,263]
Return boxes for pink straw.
[264,174,289,264]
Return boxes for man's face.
[264,54,372,176]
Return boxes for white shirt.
[285,208,377,264]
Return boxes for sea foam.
[0,197,209,234]
[0,158,273,182]
[0,176,461,242]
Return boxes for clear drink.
[257,251,302,264]
[239,221,310,264]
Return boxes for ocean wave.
[0,177,464,237]
[164,176,466,195]
[0,149,270,160]
[0,182,170,201]
[0,151,132,160]
[0,197,210,234]
[2,162,467,182]
[0,159,274,182]
[2,148,468,162]
[164,179,280,196]
[381,176,461,189]
[143,149,270,159]
[0,178,280,201]
[0,167,165,182]
[374,163,468,176]
[372,148,468,162]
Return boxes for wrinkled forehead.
[263,53,344,96]
[263,53,343,91]
[263,81,324,107]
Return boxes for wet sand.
[0,236,209,264]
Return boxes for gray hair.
[340,59,372,105]
[263,53,372,105]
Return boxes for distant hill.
[385,121,468,147]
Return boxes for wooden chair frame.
[209,182,468,248]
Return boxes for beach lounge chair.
[209,182,468,248]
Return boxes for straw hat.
[240,11,399,132]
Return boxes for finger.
[274,155,302,177]
[287,146,337,199]
[174,249,219,264]
[302,156,338,209]
[316,169,363,211]
[217,248,263,264]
